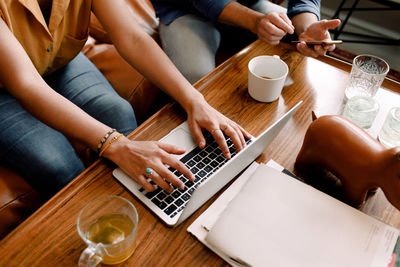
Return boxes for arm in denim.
[287,0,321,20]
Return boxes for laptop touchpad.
[159,127,197,158]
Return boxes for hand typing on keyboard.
[105,93,251,195]
[104,137,195,193]
[139,131,253,219]
[184,96,252,159]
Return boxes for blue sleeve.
[287,0,321,20]
[151,0,235,25]
[191,0,235,22]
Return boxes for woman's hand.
[185,96,252,159]
[104,135,195,193]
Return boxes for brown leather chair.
[0,167,42,239]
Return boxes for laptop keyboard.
[139,132,252,218]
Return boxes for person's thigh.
[45,53,137,136]
[0,92,85,199]
[159,14,221,84]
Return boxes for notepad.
[189,162,399,267]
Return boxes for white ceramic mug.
[248,55,289,102]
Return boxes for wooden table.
[1,40,399,266]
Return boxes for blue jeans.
[159,0,286,84]
[0,53,137,199]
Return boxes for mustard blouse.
[0,0,92,76]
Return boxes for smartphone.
[291,40,343,45]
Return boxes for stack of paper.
[188,162,399,267]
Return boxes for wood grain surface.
[0,40,399,267]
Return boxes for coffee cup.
[248,55,289,102]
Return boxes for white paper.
[187,162,260,266]
[205,165,399,267]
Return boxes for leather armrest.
[0,166,42,240]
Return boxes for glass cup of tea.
[77,195,139,266]
[344,54,389,101]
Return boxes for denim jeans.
[159,0,287,84]
[0,53,137,199]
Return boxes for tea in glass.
[77,195,139,266]
[87,213,136,264]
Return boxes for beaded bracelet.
[99,133,123,157]
[97,128,116,154]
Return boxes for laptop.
[113,101,302,227]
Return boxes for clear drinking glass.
[344,54,389,100]
[77,195,139,266]
[378,107,400,148]
[342,95,380,129]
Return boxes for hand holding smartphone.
[291,40,343,46]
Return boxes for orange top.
[0,0,91,76]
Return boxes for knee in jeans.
[106,97,137,135]
[33,152,85,197]
[48,160,83,187]
[183,66,213,84]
